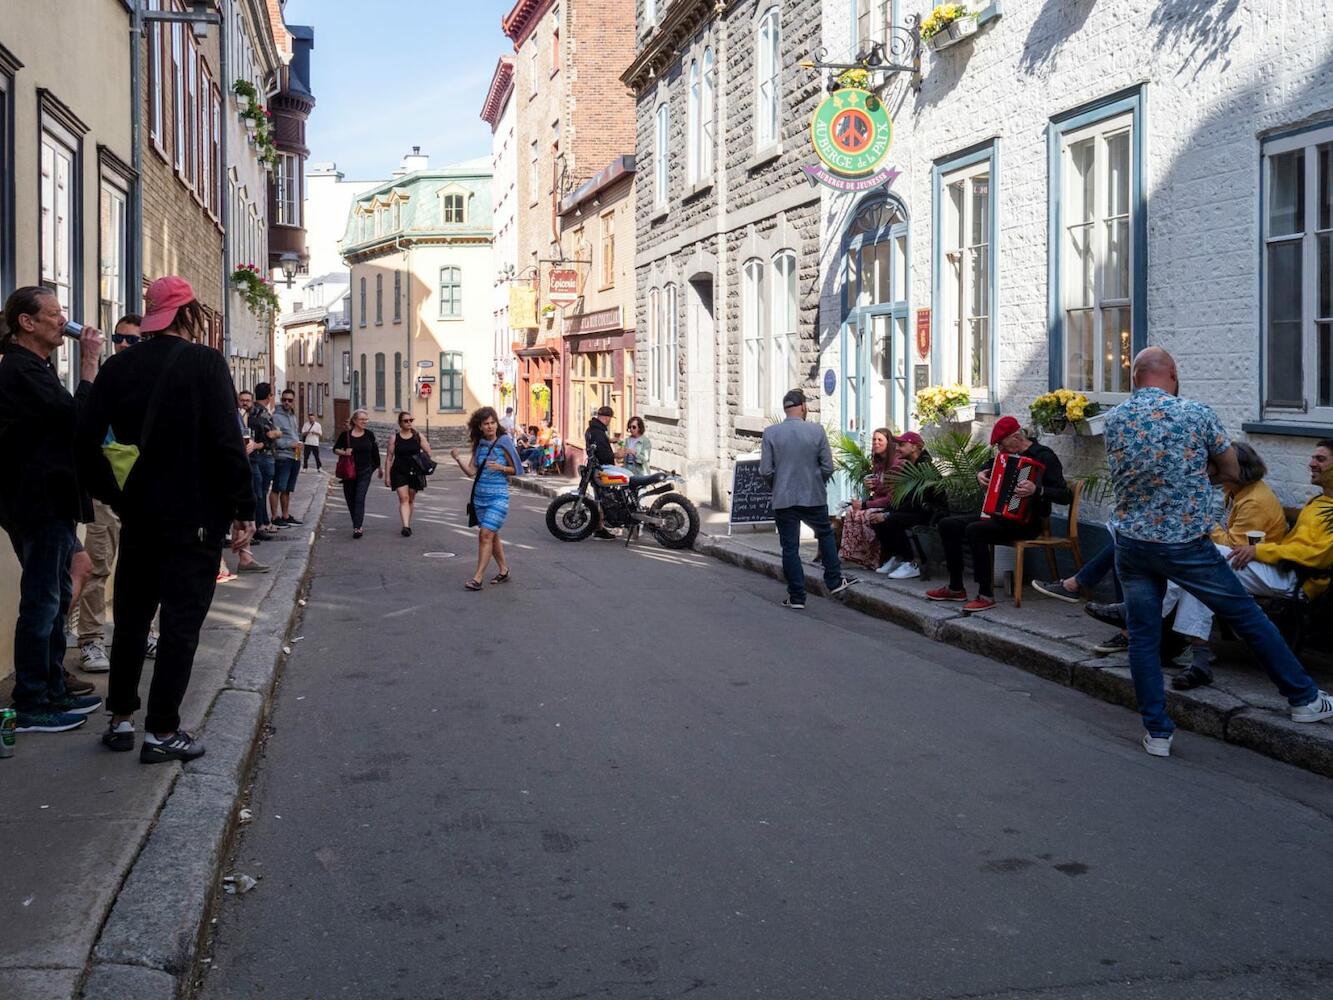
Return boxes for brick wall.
[139,23,224,334]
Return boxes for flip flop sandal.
[464,579,483,591]
[490,572,510,585]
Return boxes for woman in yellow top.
[1209,443,1288,548]
[1168,442,1288,690]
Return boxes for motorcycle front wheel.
[545,494,598,542]
[648,493,700,550]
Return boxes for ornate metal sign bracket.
[799,16,922,94]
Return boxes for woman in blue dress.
[450,406,523,591]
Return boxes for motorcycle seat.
[629,472,668,488]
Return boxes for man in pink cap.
[78,276,256,763]
[924,416,1071,613]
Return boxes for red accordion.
[982,452,1046,522]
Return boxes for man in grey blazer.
[759,390,857,609]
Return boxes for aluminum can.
[62,320,84,340]
[0,707,16,758]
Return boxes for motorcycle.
[545,454,700,549]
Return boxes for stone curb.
[693,533,1333,779]
[79,479,329,1000]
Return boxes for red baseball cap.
[989,415,1021,445]
[140,276,196,333]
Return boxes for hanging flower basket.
[1030,389,1104,436]
[1073,411,1109,437]
[230,264,280,319]
[922,4,978,51]
[914,383,974,427]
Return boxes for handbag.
[335,434,357,481]
[412,451,438,477]
[102,338,187,491]
[466,441,497,528]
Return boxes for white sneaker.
[1142,733,1173,757]
[145,634,158,659]
[1291,691,1333,723]
[875,557,901,576]
[80,642,110,673]
[888,561,921,580]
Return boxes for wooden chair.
[994,480,1085,607]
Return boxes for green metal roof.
[339,166,493,255]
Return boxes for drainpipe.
[129,0,143,309]
[219,0,231,360]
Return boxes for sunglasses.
[401,418,414,424]
[111,333,140,346]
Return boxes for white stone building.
[482,57,518,411]
[812,0,1333,508]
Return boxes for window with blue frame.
[934,143,996,400]
[1261,124,1333,416]
[1048,89,1145,397]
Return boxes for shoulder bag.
[102,338,187,491]
[335,433,357,481]
[411,431,437,477]
[466,440,498,528]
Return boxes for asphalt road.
[198,471,1333,1000]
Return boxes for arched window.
[359,276,366,326]
[647,286,662,401]
[700,47,716,177]
[756,8,781,148]
[375,272,383,324]
[393,351,402,409]
[687,59,700,184]
[654,104,670,208]
[439,266,461,318]
[742,258,766,412]
[663,282,678,404]
[374,353,386,410]
[771,251,798,410]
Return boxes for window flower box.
[1073,411,1109,437]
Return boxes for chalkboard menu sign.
[729,456,775,530]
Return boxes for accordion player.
[982,452,1047,522]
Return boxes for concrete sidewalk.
[0,468,329,1000]
[513,474,1333,778]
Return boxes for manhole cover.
[422,552,457,558]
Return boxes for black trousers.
[938,512,1041,597]
[342,468,373,529]
[106,525,220,734]
[871,510,931,565]
[303,444,322,469]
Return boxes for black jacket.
[1015,441,1072,523]
[76,336,254,540]
[585,418,615,466]
[0,343,93,529]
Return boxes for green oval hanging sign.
[809,88,893,177]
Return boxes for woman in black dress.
[332,408,381,539]
[384,410,432,537]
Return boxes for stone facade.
[814,0,1333,513]
[626,0,823,504]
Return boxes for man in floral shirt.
[1105,347,1333,757]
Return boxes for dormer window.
[443,193,465,224]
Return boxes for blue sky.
[281,0,509,181]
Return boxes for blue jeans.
[1116,534,1318,737]
[250,453,274,528]
[774,505,843,601]
[1074,541,1123,601]
[6,519,77,712]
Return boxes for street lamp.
[279,251,301,288]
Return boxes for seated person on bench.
[925,416,1071,614]
[1165,440,1333,689]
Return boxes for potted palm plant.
[833,433,875,500]
[891,428,992,514]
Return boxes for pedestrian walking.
[77,313,163,672]
[759,389,856,610]
[333,409,381,539]
[301,414,324,470]
[247,382,281,537]
[0,286,106,732]
[1105,347,1333,758]
[78,276,256,762]
[385,410,431,537]
[272,388,302,525]
[227,388,267,576]
[450,406,522,590]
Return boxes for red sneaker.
[962,596,997,614]
[925,586,968,602]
